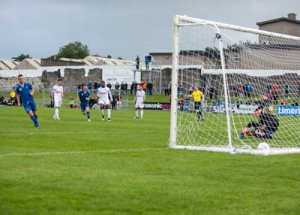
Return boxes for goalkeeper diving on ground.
[240,105,279,140]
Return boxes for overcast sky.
[0,0,299,60]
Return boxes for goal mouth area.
[169,15,300,156]
[170,144,300,156]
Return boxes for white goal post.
[169,15,300,155]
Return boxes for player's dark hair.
[17,74,23,78]
[57,78,63,82]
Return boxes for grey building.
[257,13,300,37]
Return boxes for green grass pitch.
[0,106,300,215]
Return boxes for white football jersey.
[52,85,63,101]
[97,87,112,103]
[136,90,145,104]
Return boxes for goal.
[169,15,300,155]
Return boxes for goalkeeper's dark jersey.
[259,113,279,132]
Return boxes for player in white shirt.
[97,81,112,121]
[135,85,145,119]
[52,78,64,120]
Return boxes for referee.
[191,87,204,121]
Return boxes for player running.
[191,87,204,121]
[14,74,40,128]
[78,84,91,122]
[97,81,112,121]
[135,84,145,119]
[52,78,64,120]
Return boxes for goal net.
[169,15,300,155]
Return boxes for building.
[257,13,300,37]
[41,55,89,67]
[0,60,19,70]
[84,56,135,66]
[41,55,135,67]
[14,58,41,70]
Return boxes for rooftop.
[257,13,300,26]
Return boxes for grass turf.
[0,106,300,215]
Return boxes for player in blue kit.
[14,74,40,128]
[78,84,91,122]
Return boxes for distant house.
[84,56,135,66]
[14,59,41,70]
[41,55,88,67]
[41,55,135,67]
[257,13,300,38]
[0,60,19,70]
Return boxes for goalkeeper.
[240,106,279,139]
[191,87,204,121]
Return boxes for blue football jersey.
[78,90,90,103]
[15,83,34,103]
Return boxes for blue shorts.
[23,100,37,113]
[80,103,89,112]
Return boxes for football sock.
[107,109,111,119]
[135,110,139,118]
[140,110,144,119]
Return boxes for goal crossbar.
[176,15,300,41]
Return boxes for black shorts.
[194,102,202,111]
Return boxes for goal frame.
[169,15,300,155]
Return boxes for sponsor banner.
[234,104,258,114]
[277,105,300,116]
[144,102,170,110]
[210,104,258,114]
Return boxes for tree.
[57,41,90,59]
[12,54,32,62]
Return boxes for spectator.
[93,82,98,90]
[244,83,253,98]
[115,82,120,90]
[136,56,140,70]
[141,80,147,91]
[88,81,93,94]
[121,82,128,95]
[131,81,137,95]
[147,82,153,95]
[238,84,244,97]
[166,81,172,96]
[271,83,280,102]
[284,85,289,98]
[111,95,118,110]
[209,87,215,100]
[145,55,152,71]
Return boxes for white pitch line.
[0,147,167,159]
[0,130,141,135]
